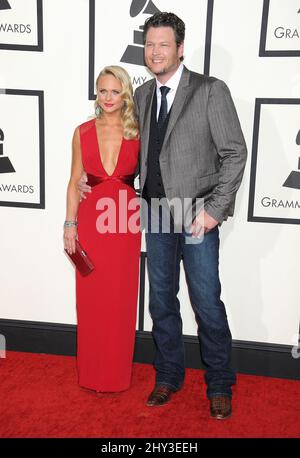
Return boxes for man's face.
[144,26,184,82]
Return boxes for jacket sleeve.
[204,79,247,224]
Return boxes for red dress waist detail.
[86,173,135,189]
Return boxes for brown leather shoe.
[146,385,173,407]
[210,396,232,420]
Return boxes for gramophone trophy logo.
[0,128,15,174]
[0,0,11,10]
[0,0,43,51]
[283,130,300,189]
[120,0,160,66]
[260,0,300,56]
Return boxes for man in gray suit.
[135,12,247,419]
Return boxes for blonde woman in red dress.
[64,66,140,392]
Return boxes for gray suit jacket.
[134,66,247,225]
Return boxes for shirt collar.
[156,63,184,93]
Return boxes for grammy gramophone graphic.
[0,129,15,173]
[0,0,11,10]
[282,130,300,189]
[121,0,160,66]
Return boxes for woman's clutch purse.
[64,240,94,276]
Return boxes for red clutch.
[64,240,94,276]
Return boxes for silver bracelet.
[64,220,78,228]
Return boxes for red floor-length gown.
[76,119,141,392]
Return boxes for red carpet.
[0,351,299,438]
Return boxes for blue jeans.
[145,205,236,399]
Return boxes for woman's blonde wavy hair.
[95,66,139,140]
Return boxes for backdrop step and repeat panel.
[0,1,299,365]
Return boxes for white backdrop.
[0,0,299,347]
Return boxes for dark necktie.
[157,86,170,129]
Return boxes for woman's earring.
[95,104,102,118]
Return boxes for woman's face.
[96,74,124,115]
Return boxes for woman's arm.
[64,127,84,254]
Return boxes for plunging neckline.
[94,120,124,177]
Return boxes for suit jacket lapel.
[161,67,190,156]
